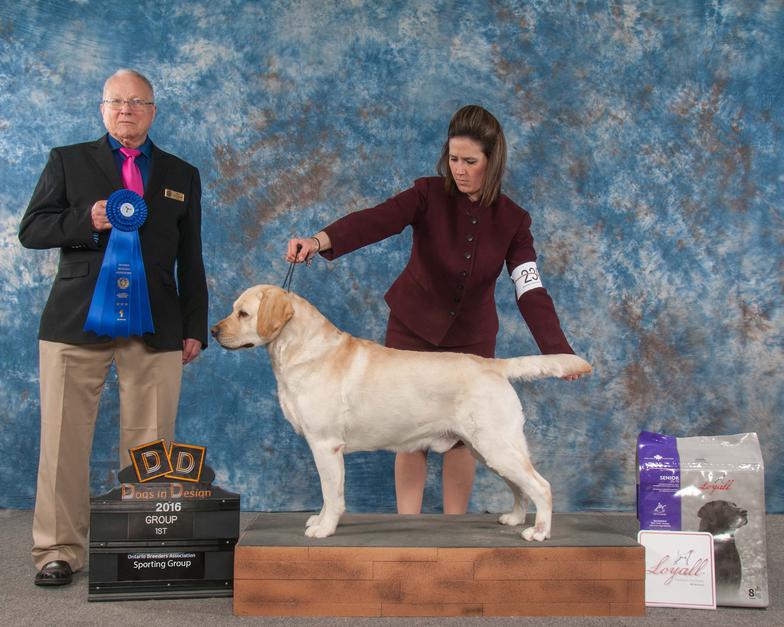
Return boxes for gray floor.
[1,508,780,626]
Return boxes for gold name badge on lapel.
[164,188,185,202]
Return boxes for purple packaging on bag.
[636,431,681,530]
[636,431,768,608]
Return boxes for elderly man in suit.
[19,69,208,586]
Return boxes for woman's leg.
[442,446,476,514]
[395,450,428,514]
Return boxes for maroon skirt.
[384,314,496,359]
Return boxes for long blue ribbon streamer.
[84,189,155,337]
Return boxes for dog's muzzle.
[210,324,255,350]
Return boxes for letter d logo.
[129,439,173,482]
[142,451,162,473]
[165,443,206,483]
[175,451,195,473]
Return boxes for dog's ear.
[697,501,717,532]
[257,291,294,340]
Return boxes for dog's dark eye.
[237,311,248,318]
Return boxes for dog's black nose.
[210,325,219,337]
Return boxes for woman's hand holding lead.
[286,238,316,264]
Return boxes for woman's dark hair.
[436,105,507,207]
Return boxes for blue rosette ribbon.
[84,189,155,337]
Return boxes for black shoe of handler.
[34,560,73,586]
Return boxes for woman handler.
[286,105,580,515]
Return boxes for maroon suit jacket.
[321,177,573,355]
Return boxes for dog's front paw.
[304,518,338,538]
[521,524,549,542]
[499,512,525,526]
[304,523,337,538]
[306,513,322,528]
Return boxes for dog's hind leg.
[498,478,528,527]
[469,444,528,526]
[305,440,346,538]
[473,441,552,541]
[518,466,552,542]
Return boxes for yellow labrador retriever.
[211,285,591,541]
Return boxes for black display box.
[88,468,239,601]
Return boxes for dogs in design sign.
[211,285,591,541]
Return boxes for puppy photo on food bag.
[698,500,748,592]
[211,285,591,541]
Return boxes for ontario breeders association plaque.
[88,463,239,601]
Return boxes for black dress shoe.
[34,560,73,586]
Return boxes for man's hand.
[562,374,582,381]
[91,200,112,231]
[182,338,202,365]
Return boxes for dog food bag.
[637,431,768,608]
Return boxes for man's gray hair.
[103,69,155,99]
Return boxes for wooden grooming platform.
[233,512,645,617]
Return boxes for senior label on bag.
[118,551,205,581]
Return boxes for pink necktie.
[120,147,144,196]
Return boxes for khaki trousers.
[32,339,182,571]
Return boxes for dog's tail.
[498,354,592,381]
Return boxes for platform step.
[233,513,645,617]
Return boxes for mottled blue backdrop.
[1,1,781,514]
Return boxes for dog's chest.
[275,383,304,435]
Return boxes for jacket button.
[463,252,471,260]
[449,310,456,316]
[457,283,464,290]
[471,217,478,225]
[467,235,474,242]
[460,271,468,277]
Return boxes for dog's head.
[697,500,748,535]
[211,284,294,349]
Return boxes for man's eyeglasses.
[102,98,155,110]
